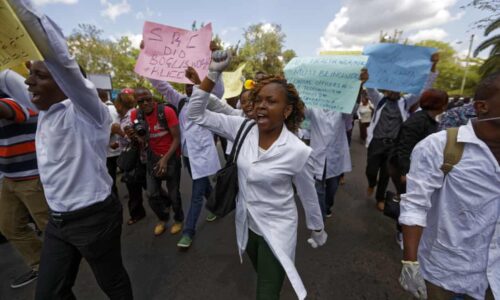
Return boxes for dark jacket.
[391,110,438,175]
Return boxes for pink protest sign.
[134,21,212,84]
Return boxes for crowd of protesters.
[0,1,499,300]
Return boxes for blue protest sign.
[363,43,436,94]
[284,56,367,113]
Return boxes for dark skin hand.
[153,124,180,177]
[185,66,201,85]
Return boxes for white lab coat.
[306,108,352,179]
[189,87,324,300]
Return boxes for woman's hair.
[115,91,136,109]
[249,75,305,133]
[419,89,449,110]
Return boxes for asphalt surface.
[0,124,413,300]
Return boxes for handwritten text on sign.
[284,56,367,113]
[363,43,436,94]
[0,0,43,71]
[134,21,212,84]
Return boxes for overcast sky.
[30,0,492,58]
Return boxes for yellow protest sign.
[320,50,362,56]
[222,63,246,99]
[0,0,43,71]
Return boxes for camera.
[133,119,147,136]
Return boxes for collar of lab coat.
[249,124,291,163]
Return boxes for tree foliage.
[473,17,500,78]
[416,40,481,96]
[67,24,148,90]
[228,23,289,78]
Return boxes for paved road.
[0,124,412,300]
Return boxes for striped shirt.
[0,98,39,181]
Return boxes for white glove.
[307,229,327,248]
[399,260,427,299]
[207,50,232,82]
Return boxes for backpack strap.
[440,127,464,176]
[156,103,169,132]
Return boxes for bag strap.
[440,127,464,176]
[227,119,252,163]
[157,103,169,132]
[233,121,256,163]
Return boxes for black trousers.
[107,156,119,197]
[146,156,184,222]
[35,195,133,300]
[366,138,394,202]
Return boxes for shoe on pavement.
[367,186,375,197]
[396,232,404,250]
[11,270,38,289]
[170,222,183,235]
[154,222,166,236]
[376,201,385,212]
[326,209,333,218]
[206,212,217,222]
[177,235,192,248]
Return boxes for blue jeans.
[315,174,341,219]
[183,157,212,238]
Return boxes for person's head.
[97,89,108,103]
[239,89,254,119]
[254,71,266,82]
[185,84,194,97]
[250,76,305,134]
[419,89,449,114]
[25,61,66,110]
[115,89,134,114]
[383,90,401,101]
[463,96,472,104]
[134,87,155,114]
[361,90,369,105]
[473,72,500,125]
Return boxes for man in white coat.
[306,108,352,218]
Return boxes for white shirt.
[357,102,373,123]
[106,102,121,157]
[15,2,113,212]
[306,108,352,179]
[189,87,324,300]
[399,122,500,300]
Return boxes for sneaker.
[154,222,166,236]
[170,222,183,235]
[376,201,385,212]
[206,212,217,222]
[177,235,192,248]
[11,270,38,289]
[396,232,404,250]
[326,209,333,218]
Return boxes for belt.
[50,194,116,224]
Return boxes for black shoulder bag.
[206,119,256,217]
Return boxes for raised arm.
[10,1,108,125]
[403,53,440,109]
[0,69,36,111]
[360,69,384,107]
[148,78,186,108]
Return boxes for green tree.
[282,49,297,65]
[67,24,147,90]
[473,18,500,78]
[416,40,481,96]
[231,23,287,78]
